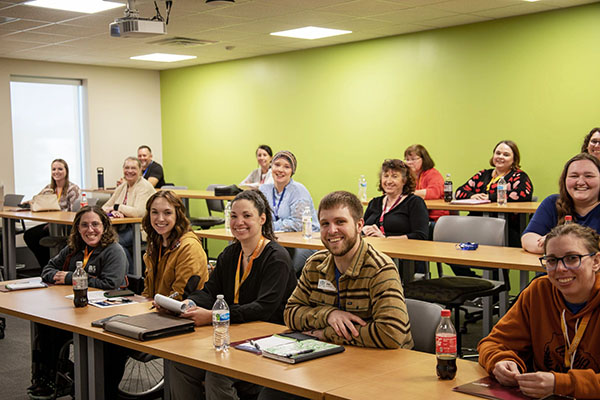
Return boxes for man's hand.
[326,310,366,341]
[53,271,68,284]
[516,371,555,399]
[492,360,520,386]
[303,329,325,340]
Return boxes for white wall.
[0,58,162,193]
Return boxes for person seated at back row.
[479,223,600,399]
[103,156,156,272]
[260,150,319,275]
[581,127,600,161]
[24,158,81,268]
[240,144,274,187]
[117,145,165,188]
[522,153,600,254]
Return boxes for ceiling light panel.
[270,26,351,40]
[25,0,125,14]
[130,53,197,62]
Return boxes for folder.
[104,312,194,341]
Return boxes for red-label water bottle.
[436,309,457,380]
[80,193,88,209]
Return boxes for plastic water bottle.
[436,309,457,380]
[224,202,231,234]
[80,193,88,208]
[212,294,230,351]
[302,206,312,240]
[358,175,368,202]
[497,176,507,206]
[444,174,453,202]
[72,261,88,308]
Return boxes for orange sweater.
[478,274,600,398]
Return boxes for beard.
[324,230,359,257]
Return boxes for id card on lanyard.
[272,187,286,221]
[379,195,403,235]
[234,237,266,304]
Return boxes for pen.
[284,349,314,358]
[150,291,179,310]
[249,340,261,351]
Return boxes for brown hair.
[138,145,152,153]
[488,140,521,170]
[544,223,600,255]
[68,205,118,252]
[230,190,277,242]
[142,191,191,260]
[556,153,600,224]
[377,159,415,195]
[318,191,364,223]
[404,144,435,172]
[49,159,70,197]
[581,127,600,153]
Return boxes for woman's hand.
[471,193,489,201]
[110,210,125,218]
[492,360,520,386]
[53,271,68,284]
[362,225,384,237]
[181,307,212,326]
[516,371,555,399]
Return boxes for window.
[9,76,87,199]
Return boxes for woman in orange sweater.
[478,223,600,399]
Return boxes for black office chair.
[1,194,26,281]
[189,184,226,257]
[403,215,509,355]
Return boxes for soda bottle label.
[73,277,87,290]
[435,334,457,354]
[213,311,230,323]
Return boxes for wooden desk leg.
[74,333,90,400]
[132,223,142,276]
[87,337,105,400]
[2,217,17,280]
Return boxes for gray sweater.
[41,242,127,289]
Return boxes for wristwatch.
[113,204,120,211]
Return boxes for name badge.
[88,264,97,275]
[318,279,337,292]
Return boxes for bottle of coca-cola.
[444,174,453,202]
[436,309,457,380]
[73,261,88,308]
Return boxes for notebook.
[453,377,574,400]
[103,312,194,341]
[256,333,344,364]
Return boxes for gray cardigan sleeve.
[41,245,71,284]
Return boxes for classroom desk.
[424,199,540,214]
[0,284,488,400]
[0,208,143,279]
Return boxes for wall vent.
[149,37,218,47]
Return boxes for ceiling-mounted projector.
[110,0,171,38]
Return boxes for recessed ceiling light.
[523,0,541,2]
[271,26,351,40]
[25,0,124,13]
[130,53,197,62]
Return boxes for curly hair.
[556,153,600,224]
[488,140,521,170]
[581,127,600,153]
[230,190,277,242]
[142,191,191,260]
[544,223,600,255]
[68,205,118,252]
[377,159,415,195]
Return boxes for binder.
[104,312,194,341]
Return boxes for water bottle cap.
[441,309,451,317]
[216,294,224,299]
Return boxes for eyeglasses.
[538,253,596,271]
[403,157,421,163]
[80,222,102,230]
[590,139,600,147]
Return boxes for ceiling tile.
[371,6,458,24]
[420,13,492,28]
[320,0,411,17]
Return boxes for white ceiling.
[0,0,597,70]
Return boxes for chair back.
[206,184,225,214]
[4,194,24,207]
[405,299,443,353]
[433,215,505,247]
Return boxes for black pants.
[24,223,50,267]
[32,323,128,397]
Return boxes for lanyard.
[272,187,286,221]
[561,310,590,369]
[379,195,403,235]
[234,237,265,304]
[123,188,129,205]
[56,187,63,200]
[82,247,95,268]
[486,173,505,192]
[142,161,153,178]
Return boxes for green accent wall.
[160,3,600,285]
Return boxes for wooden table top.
[0,207,140,225]
[163,189,235,201]
[194,229,543,272]
[0,283,488,399]
[424,199,540,214]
